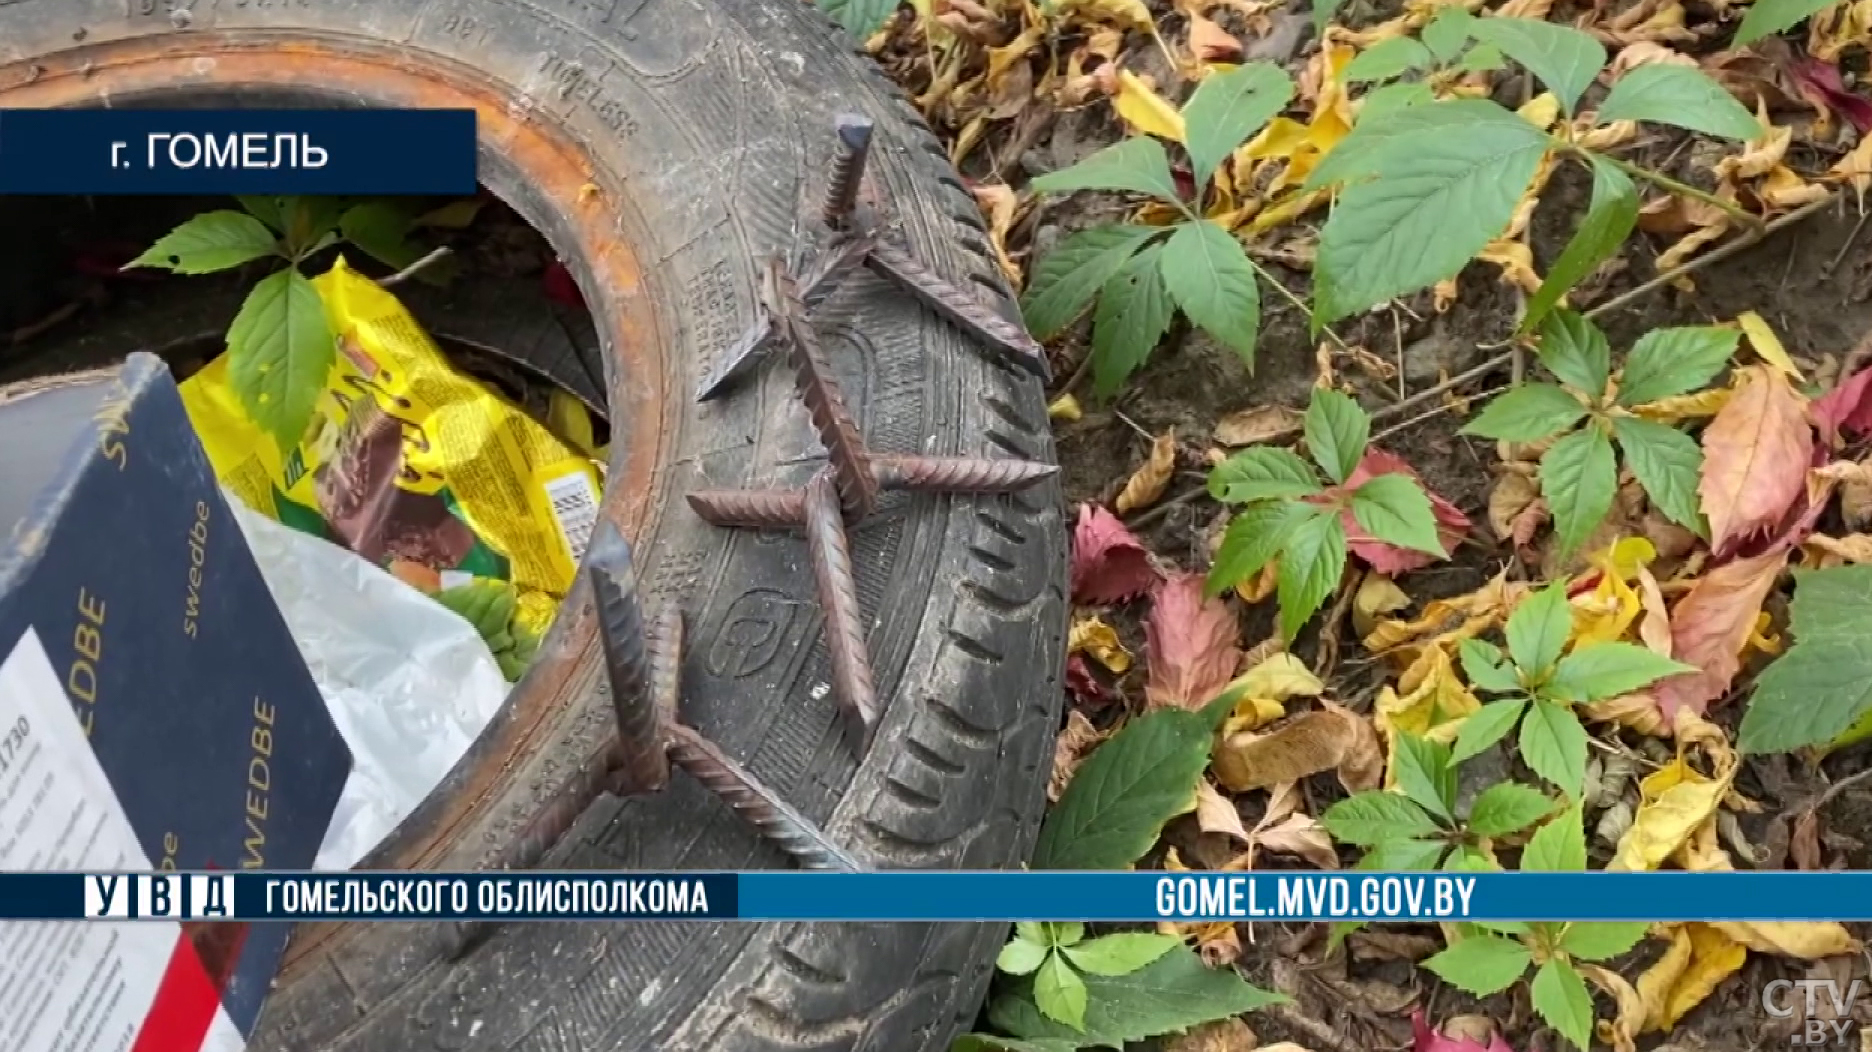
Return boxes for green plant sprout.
[1206,387,1444,640]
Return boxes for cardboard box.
[0,352,352,1043]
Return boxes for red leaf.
[542,259,586,310]
[1654,547,1788,721]
[1070,503,1160,605]
[1792,57,1872,134]
[1811,365,1872,443]
[1144,573,1241,710]
[1064,653,1114,707]
[1412,1012,1517,1052]
[1340,448,1471,574]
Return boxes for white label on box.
[0,629,245,1052]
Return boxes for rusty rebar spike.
[686,488,809,529]
[650,607,684,729]
[820,114,875,230]
[694,236,874,403]
[666,723,862,871]
[764,260,878,518]
[801,472,881,753]
[864,240,1051,381]
[871,455,1060,493]
[587,520,672,794]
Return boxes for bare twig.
[376,246,454,288]
[1371,385,1509,444]
[1587,192,1837,318]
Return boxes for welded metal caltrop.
[694,113,1049,403]
[687,256,1057,755]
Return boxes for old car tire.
[0,2,1069,1050]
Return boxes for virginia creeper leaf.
[1617,326,1740,406]
[1030,136,1184,204]
[1344,37,1435,83]
[1208,447,1322,502]
[1181,63,1294,190]
[1530,960,1594,1052]
[1020,225,1162,340]
[1740,565,1872,753]
[1207,501,1313,596]
[1423,933,1532,995]
[1393,733,1457,820]
[1560,921,1649,962]
[1523,157,1637,333]
[1466,782,1553,837]
[1322,791,1440,845]
[1736,0,1837,45]
[1090,244,1174,395]
[1522,802,1587,871]
[817,0,902,37]
[127,210,280,274]
[999,938,1050,975]
[1034,954,1088,1030]
[1534,309,1612,397]
[1539,424,1617,558]
[1349,474,1445,555]
[1506,582,1575,676]
[1552,642,1695,701]
[1363,836,1448,870]
[1596,63,1763,141]
[1459,638,1522,694]
[1277,508,1347,640]
[1304,386,1370,483]
[1421,4,1475,61]
[1451,696,1528,763]
[226,268,334,452]
[1032,704,1220,868]
[1467,16,1607,115]
[1520,698,1589,798]
[1461,383,1586,442]
[1160,220,1261,365]
[1613,416,1705,533]
[1060,933,1179,976]
[988,944,1285,1047]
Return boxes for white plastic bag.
[228,497,509,870]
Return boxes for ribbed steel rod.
[589,520,671,794]
[666,723,860,871]
[801,472,880,751]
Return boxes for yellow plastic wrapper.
[179,256,602,638]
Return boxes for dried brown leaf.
[1214,700,1380,792]
[1116,430,1179,513]
[1146,573,1242,710]
[1214,404,1304,446]
[1048,709,1108,803]
[1164,1018,1259,1052]
[1188,11,1243,62]
[1700,365,1814,552]
[1488,468,1541,541]
[1196,779,1251,841]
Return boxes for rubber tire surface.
[0,3,1069,1052]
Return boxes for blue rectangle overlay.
[16,871,1872,922]
[0,109,477,194]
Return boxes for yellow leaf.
[1068,615,1134,674]
[1571,537,1654,647]
[1353,573,1411,640]
[1048,394,1084,421]
[1517,92,1561,130]
[1225,651,1325,704]
[1116,430,1179,513]
[1827,131,1872,207]
[1627,923,1748,1033]
[1632,387,1733,422]
[1607,742,1735,871]
[1711,920,1860,957]
[1374,646,1479,790]
[1052,0,1155,33]
[1113,70,1187,141]
[1235,562,1276,603]
[1477,238,1542,296]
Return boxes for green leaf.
[1530,959,1595,1051]
[282,197,348,258]
[1614,416,1706,534]
[1160,220,1261,365]
[1540,425,1617,558]
[816,0,900,38]
[1422,5,1475,62]
[1305,386,1370,483]
[1091,244,1176,395]
[1739,565,1872,753]
[1033,954,1088,1031]
[1596,63,1763,140]
[1457,42,1508,73]
[1030,136,1184,204]
[1363,836,1448,870]
[126,210,280,274]
[1459,638,1522,694]
[1323,791,1440,845]
[1736,0,1837,45]
[1208,447,1322,503]
[1061,933,1180,976]
[1032,705,1218,868]
[1522,802,1588,872]
[238,195,288,233]
[1276,507,1347,641]
[1359,82,1438,121]
[999,937,1050,976]
[1450,696,1528,763]
[339,200,424,271]
[1552,641,1696,702]
[1208,502,1313,596]
[988,944,1286,1048]
[1016,921,1050,945]
[1021,225,1163,341]
[1393,733,1457,821]
[1460,383,1586,442]
[1311,0,1345,35]
[1520,698,1589,798]
[1350,474,1445,555]
[1046,922,1085,946]
[1422,933,1532,995]
[952,1035,1083,1052]
[1444,847,1500,872]
[1533,309,1612,397]
[1344,36,1436,83]
[1561,921,1649,962]
[1467,16,1607,116]
[1523,157,1638,334]
[1467,782,1554,837]
[1505,582,1575,677]
[1616,326,1740,407]
[1181,62,1294,190]
[226,268,335,452]
[1313,100,1548,324]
